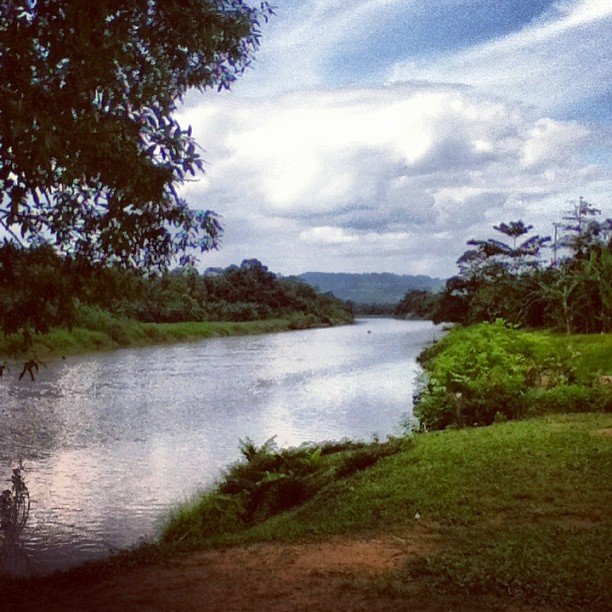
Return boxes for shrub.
[415,321,536,428]
[162,437,406,545]
[524,385,612,415]
[335,446,390,478]
[74,305,134,346]
[414,320,610,429]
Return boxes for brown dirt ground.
[3,530,547,612]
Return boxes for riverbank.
[415,321,612,429]
[0,307,351,361]
[2,412,610,610]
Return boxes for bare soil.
[4,530,547,611]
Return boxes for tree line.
[0,249,353,344]
[395,199,611,334]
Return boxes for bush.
[414,320,610,429]
[524,385,612,415]
[415,321,537,428]
[161,437,405,545]
[335,445,396,478]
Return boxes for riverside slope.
[2,413,610,610]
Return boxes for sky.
[178,0,612,278]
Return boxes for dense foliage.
[0,243,82,337]
[0,250,352,349]
[414,320,611,430]
[80,258,353,326]
[162,436,405,544]
[397,201,611,333]
[0,1,272,268]
[394,289,439,320]
[350,302,395,316]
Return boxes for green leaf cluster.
[1,1,273,268]
[415,320,611,429]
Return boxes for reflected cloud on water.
[0,319,442,573]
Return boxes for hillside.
[295,272,444,305]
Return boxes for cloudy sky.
[179,0,612,278]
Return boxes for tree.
[461,220,550,275]
[561,196,601,237]
[435,220,550,324]
[0,243,80,336]
[394,290,439,320]
[544,209,612,333]
[434,206,610,333]
[0,0,273,269]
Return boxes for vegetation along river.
[0,318,442,574]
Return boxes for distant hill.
[295,272,445,305]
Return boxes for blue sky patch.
[325,0,557,84]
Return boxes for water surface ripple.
[0,318,441,573]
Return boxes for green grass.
[157,414,611,608]
[527,330,612,381]
[415,321,612,428]
[1,414,610,609]
[0,306,340,360]
[176,414,610,541]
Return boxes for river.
[0,318,441,574]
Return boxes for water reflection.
[0,467,31,575]
[0,318,441,572]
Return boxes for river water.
[0,318,441,573]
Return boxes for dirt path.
[6,531,535,611]
[6,532,442,611]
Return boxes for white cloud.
[520,118,591,168]
[299,226,358,245]
[177,83,607,276]
[175,0,611,277]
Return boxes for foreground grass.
[1,414,610,608]
[0,307,344,360]
[234,415,609,533]
[164,414,612,607]
[163,413,611,607]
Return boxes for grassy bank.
[159,414,612,607]
[414,320,612,429]
[0,306,349,360]
[5,414,607,608]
